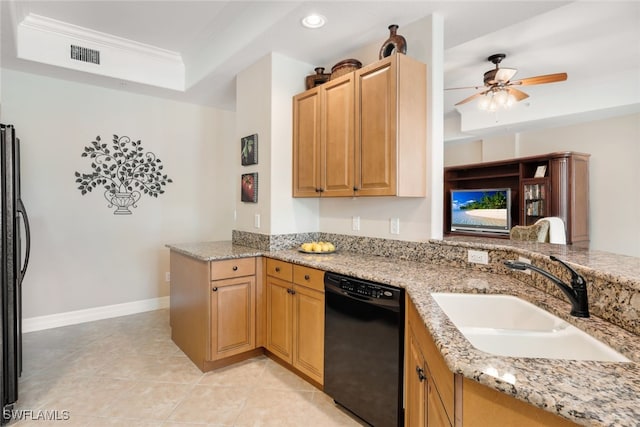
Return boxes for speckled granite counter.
[166,240,640,426]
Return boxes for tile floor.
[12,309,364,426]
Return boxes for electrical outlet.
[254,213,260,228]
[390,217,400,235]
[352,216,360,231]
[518,256,532,274]
[468,249,489,265]
[165,272,170,282]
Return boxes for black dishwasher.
[324,272,404,427]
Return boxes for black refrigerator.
[0,124,30,424]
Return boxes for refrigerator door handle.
[17,198,31,279]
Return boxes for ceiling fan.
[448,53,568,108]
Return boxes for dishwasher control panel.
[325,273,401,301]
[338,280,394,299]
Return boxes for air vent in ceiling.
[70,45,100,65]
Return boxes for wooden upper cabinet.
[322,74,356,197]
[292,87,321,197]
[292,53,426,198]
[355,54,426,197]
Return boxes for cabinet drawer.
[293,265,324,292]
[210,257,255,281]
[266,258,293,281]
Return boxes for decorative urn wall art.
[74,135,173,215]
[379,24,407,59]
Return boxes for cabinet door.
[292,284,324,384]
[210,275,256,360]
[427,381,452,427]
[321,73,355,197]
[266,276,293,363]
[405,329,427,427]
[293,88,322,197]
[355,56,397,196]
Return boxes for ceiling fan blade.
[445,85,484,91]
[455,90,489,106]
[507,87,529,102]
[510,73,567,86]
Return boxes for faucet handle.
[550,255,586,287]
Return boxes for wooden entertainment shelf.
[444,152,590,245]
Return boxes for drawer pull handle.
[232,266,238,271]
[416,366,426,382]
[275,267,281,272]
[304,274,310,280]
[212,287,218,292]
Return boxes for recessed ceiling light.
[301,14,326,29]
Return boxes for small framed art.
[241,173,258,203]
[241,134,258,166]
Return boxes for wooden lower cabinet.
[265,259,324,385]
[406,297,453,427]
[405,294,580,427]
[169,251,259,371]
[265,276,293,362]
[210,275,255,360]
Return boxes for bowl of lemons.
[299,241,336,254]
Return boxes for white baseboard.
[22,296,170,333]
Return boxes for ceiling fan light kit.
[448,53,568,112]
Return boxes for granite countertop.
[166,241,640,426]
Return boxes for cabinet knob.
[290,289,296,295]
[416,366,426,382]
[232,265,238,271]
[315,188,321,193]
[212,287,218,292]
[275,267,281,272]
[304,274,310,280]
[319,188,324,193]
[353,186,359,191]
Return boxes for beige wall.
[444,113,640,257]
[1,69,235,318]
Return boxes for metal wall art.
[74,134,173,215]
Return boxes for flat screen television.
[450,188,511,234]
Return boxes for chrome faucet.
[504,255,590,318]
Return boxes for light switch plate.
[254,213,260,228]
[352,216,360,231]
[390,217,400,235]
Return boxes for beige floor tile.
[167,385,247,425]
[98,381,192,420]
[257,359,317,392]
[198,356,267,388]
[16,309,365,427]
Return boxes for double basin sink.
[430,293,630,362]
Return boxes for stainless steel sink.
[430,293,630,362]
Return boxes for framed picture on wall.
[241,134,258,166]
[241,172,258,203]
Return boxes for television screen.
[450,188,511,234]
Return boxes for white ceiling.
[2,1,639,125]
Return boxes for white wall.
[235,53,319,235]
[444,113,640,257]
[1,69,235,318]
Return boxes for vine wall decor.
[74,134,173,215]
